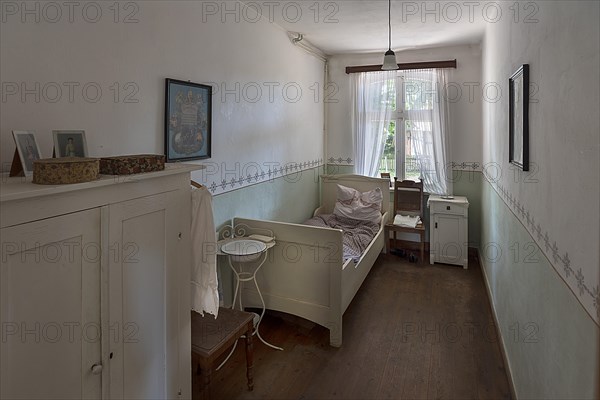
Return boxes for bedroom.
[0,1,598,399]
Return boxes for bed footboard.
[232,215,386,347]
[233,217,345,346]
[230,174,390,347]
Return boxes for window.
[352,68,450,195]
[378,72,435,183]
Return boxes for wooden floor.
[193,253,511,399]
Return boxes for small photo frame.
[165,78,212,162]
[12,130,42,176]
[53,130,88,158]
[509,64,529,171]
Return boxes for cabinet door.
[1,209,102,399]
[434,214,465,265]
[108,191,181,399]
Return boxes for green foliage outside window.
[377,76,433,180]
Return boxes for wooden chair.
[380,172,392,187]
[385,178,426,264]
[192,308,254,399]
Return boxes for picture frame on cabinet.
[509,64,529,171]
[11,130,42,177]
[164,78,212,162]
[53,130,88,158]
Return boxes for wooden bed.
[233,174,390,347]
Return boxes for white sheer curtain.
[403,69,452,195]
[351,71,397,177]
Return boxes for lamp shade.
[382,49,399,70]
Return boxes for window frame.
[384,72,435,183]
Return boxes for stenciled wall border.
[195,159,324,196]
[482,171,599,325]
[324,159,484,172]
[451,161,481,171]
[327,156,353,166]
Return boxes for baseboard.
[476,248,518,400]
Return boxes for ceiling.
[241,1,486,55]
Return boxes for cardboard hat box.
[33,157,99,185]
[99,154,165,175]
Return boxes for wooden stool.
[191,308,254,398]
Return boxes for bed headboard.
[320,174,390,219]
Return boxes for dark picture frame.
[509,64,529,171]
[165,78,212,162]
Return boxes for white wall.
[482,0,599,330]
[1,1,326,336]
[481,1,599,397]
[0,1,325,196]
[326,44,482,168]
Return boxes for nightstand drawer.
[430,201,468,216]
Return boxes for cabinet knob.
[91,363,103,375]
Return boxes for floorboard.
[193,252,511,400]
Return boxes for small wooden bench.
[191,308,254,398]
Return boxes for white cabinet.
[1,209,103,399]
[0,165,198,399]
[428,196,469,269]
[108,192,183,399]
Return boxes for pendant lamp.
[382,0,399,70]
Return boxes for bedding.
[333,184,383,224]
[304,213,380,261]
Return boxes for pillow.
[333,184,383,224]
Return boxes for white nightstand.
[427,195,469,269]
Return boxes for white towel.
[248,234,274,243]
[190,186,219,318]
[393,214,421,228]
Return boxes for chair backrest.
[380,172,392,187]
[392,178,424,218]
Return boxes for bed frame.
[233,174,390,347]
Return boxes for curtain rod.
[345,59,457,74]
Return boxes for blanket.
[304,214,380,262]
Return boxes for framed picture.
[53,130,88,157]
[509,64,529,171]
[12,130,42,176]
[164,78,212,162]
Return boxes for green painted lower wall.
[480,179,599,399]
[213,166,321,228]
[212,166,321,305]
[453,170,482,248]
[326,164,354,175]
